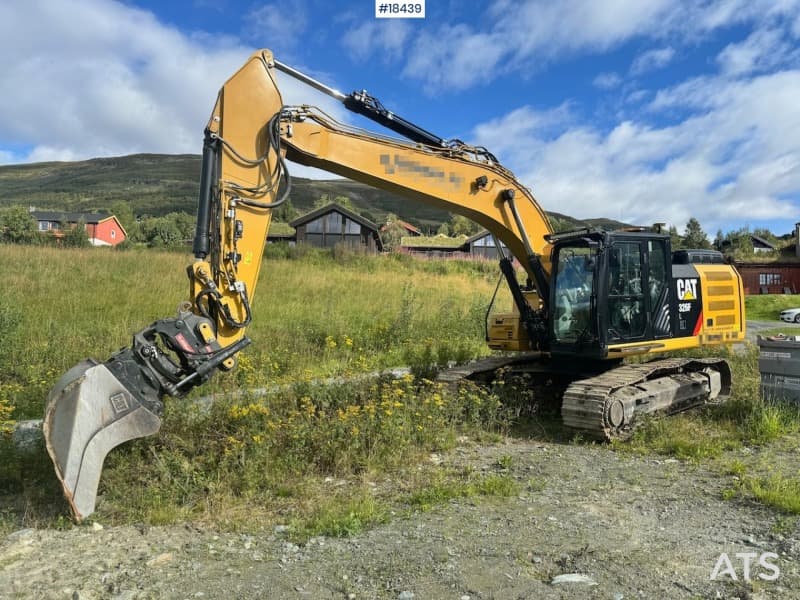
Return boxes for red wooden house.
[734,263,800,295]
[31,211,127,246]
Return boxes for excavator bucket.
[43,359,162,521]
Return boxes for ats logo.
[677,278,699,301]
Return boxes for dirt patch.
[2,437,798,599]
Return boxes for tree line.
[0,205,197,249]
[0,206,91,247]
[1,199,787,258]
[670,217,784,259]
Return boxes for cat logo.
[677,278,699,301]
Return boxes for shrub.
[0,206,39,245]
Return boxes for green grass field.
[0,244,512,421]
[3,245,800,534]
[745,293,800,321]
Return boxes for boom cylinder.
[193,131,218,259]
[503,189,550,306]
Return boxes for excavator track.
[438,355,732,441]
[561,357,732,441]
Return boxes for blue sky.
[2,0,799,236]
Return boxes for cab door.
[646,238,672,338]
[604,237,671,344]
[606,241,647,343]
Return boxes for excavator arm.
[44,50,555,520]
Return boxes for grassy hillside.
[0,154,453,229]
[0,154,633,232]
[0,154,201,216]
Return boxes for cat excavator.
[43,50,745,521]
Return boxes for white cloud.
[471,70,800,233]
[489,0,674,58]
[695,0,800,32]
[471,104,573,158]
[244,3,307,51]
[625,89,650,104]
[0,0,346,178]
[402,0,675,91]
[0,150,17,164]
[716,27,798,76]
[630,47,675,75]
[399,0,800,92]
[341,21,411,62]
[695,0,751,31]
[402,25,506,92]
[25,147,82,164]
[593,72,623,90]
[649,75,714,111]
[0,1,243,160]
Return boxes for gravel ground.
[2,437,798,600]
[746,320,786,343]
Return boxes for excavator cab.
[548,230,674,358]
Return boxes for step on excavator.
[44,50,745,521]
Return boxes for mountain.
[0,154,633,232]
[0,154,453,230]
[0,154,201,217]
[547,212,635,233]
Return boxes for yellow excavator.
[43,50,745,521]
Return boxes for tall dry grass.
[0,243,511,420]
